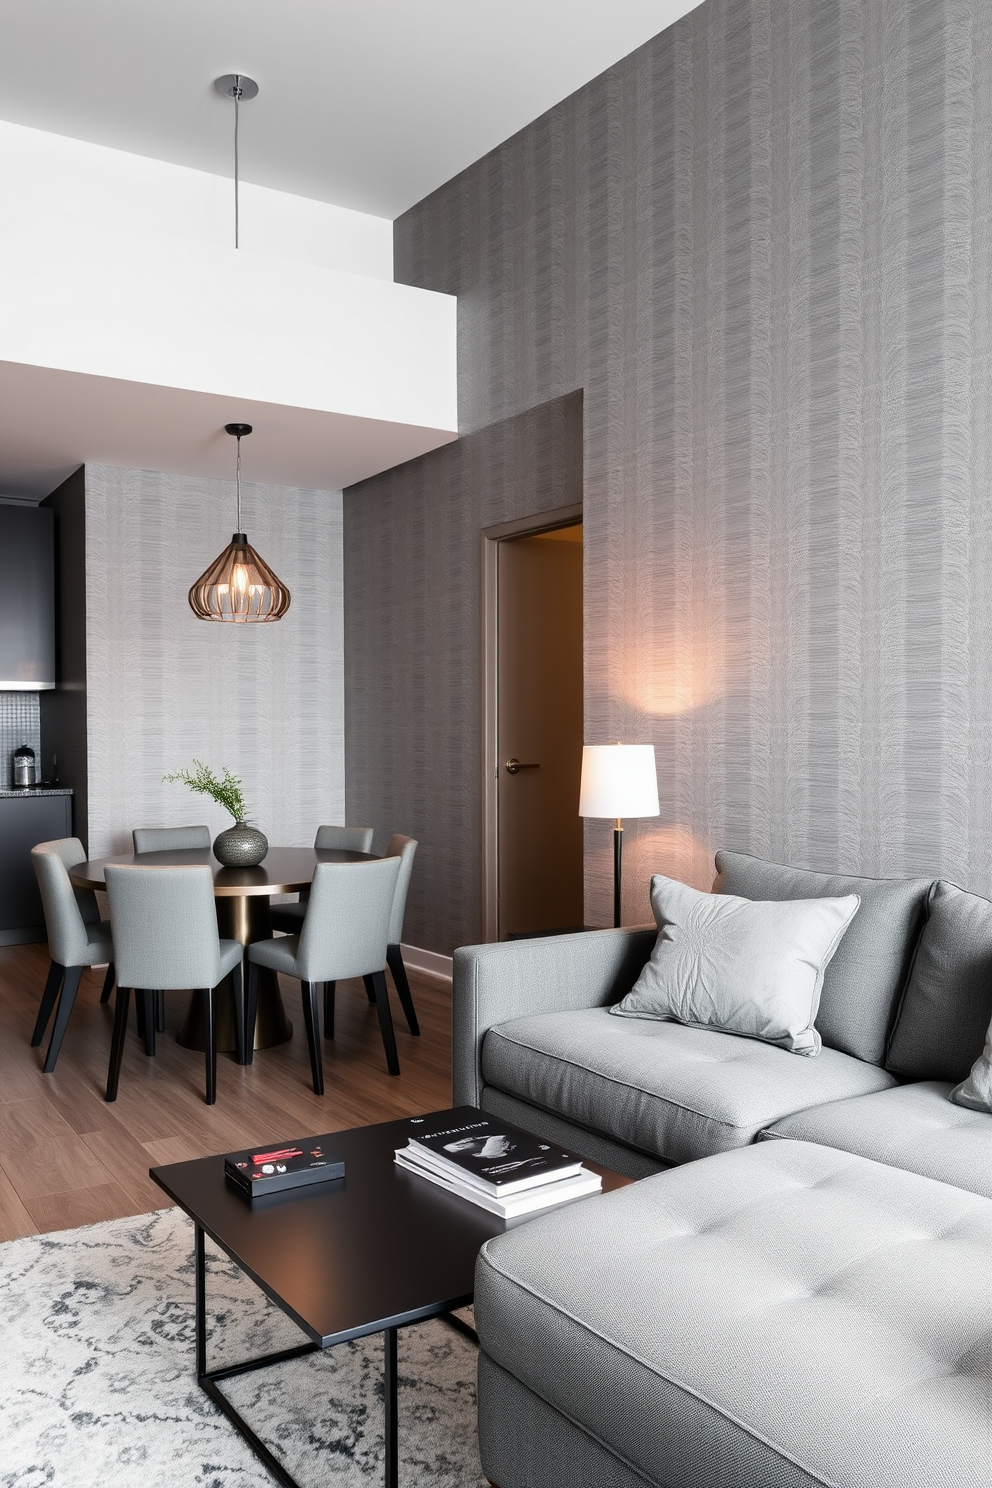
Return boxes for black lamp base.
[613,824,623,928]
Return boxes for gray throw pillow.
[950,1021,992,1113]
[611,874,860,1056]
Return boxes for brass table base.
[177,893,293,1054]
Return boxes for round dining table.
[70,846,376,1052]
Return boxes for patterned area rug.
[2,1207,487,1487]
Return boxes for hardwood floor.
[0,942,454,1241]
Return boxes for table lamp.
[579,744,660,927]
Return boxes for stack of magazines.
[394,1108,602,1218]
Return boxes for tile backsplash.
[0,693,42,788]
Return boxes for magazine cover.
[404,1107,582,1193]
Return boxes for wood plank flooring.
[0,942,454,1241]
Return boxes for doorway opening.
[482,505,583,941]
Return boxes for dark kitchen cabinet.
[0,505,55,690]
[0,792,72,944]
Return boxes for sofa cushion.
[481,1008,895,1164]
[763,1081,992,1198]
[713,851,931,1064]
[886,879,992,1081]
[476,1141,992,1488]
[611,874,859,1056]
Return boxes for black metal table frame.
[193,1222,479,1488]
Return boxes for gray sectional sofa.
[452,851,992,1488]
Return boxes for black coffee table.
[151,1109,628,1487]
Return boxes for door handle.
[505,758,541,774]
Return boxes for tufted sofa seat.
[481,1008,895,1165]
[764,1079,992,1198]
[476,1141,992,1488]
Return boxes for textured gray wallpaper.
[348,0,992,951]
[345,395,583,953]
[86,464,344,856]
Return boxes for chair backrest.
[313,824,375,854]
[104,865,222,990]
[132,824,212,854]
[31,838,100,965]
[383,834,418,945]
[297,856,401,982]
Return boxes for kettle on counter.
[12,744,37,789]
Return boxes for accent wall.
[345,0,992,951]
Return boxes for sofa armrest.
[452,926,655,1106]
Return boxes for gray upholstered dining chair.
[130,825,211,1033]
[314,823,375,854]
[246,855,401,1093]
[132,824,212,853]
[270,824,374,934]
[382,834,419,1037]
[319,834,421,1038]
[103,864,244,1104]
[30,838,115,1073]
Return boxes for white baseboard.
[400,943,453,984]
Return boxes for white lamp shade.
[579,744,660,819]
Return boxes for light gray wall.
[347,0,992,948]
[85,464,344,855]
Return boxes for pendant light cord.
[236,433,242,531]
[233,74,241,250]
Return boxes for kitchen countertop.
[0,787,73,797]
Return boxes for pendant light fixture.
[188,424,291,622]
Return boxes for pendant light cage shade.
[188,533,291,622]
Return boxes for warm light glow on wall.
[621,621,731,719]
[638,824,717,891]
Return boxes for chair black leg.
[232,963,246,1066]
[245,962,258,1064]
[42,964,83,1072]
[135,993,146,1042]
[365,975,376,1003]
[387,944,420,1036]
[301,981,324,1095]
[204,987,217,1105]
[370,969,400,1076]
[323,981,336,1040]
[100,964,115,1004]
[155,990,165,1032]
[31,961,64,1047]
[106,986,131,1101]
[140,990,156,1056]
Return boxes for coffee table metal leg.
[192,1228,421,1488]
[384,1326,398,1488]
[195,1222,207,1379]
[193,1222,319,1488]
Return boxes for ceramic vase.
[213,821,268,867]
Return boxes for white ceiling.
[0,0,702,219]
[0,362,459,499]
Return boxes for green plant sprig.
[163,760,247,822]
